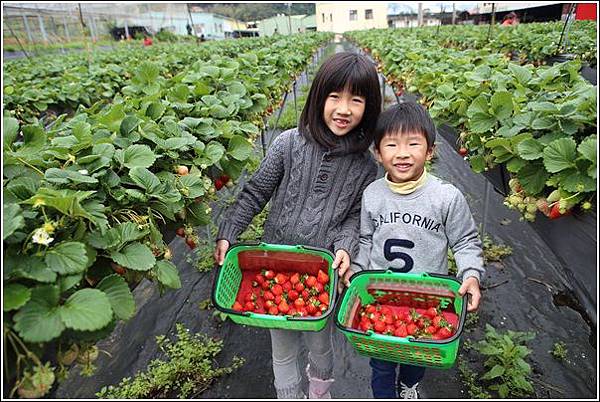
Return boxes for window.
[330,13,332,22]
[365,9,373,20]
[322,13,325,23]
[349,10,358,21]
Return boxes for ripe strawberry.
[394,325,408,338]
[263,291,275,301]
[385,325,395,335]
[255,274,265,285]
[432,316,446,328]
[306,302,318,315]
[295,282,305,292]
[458,147,468,156]
[314,282,324,294]
[425,307,438,319]
[290,273,300,285]
[374,321,386,333]
[318,292,329,305]
[282,281,292,292]
[548,203,562,219]
[244,301,255,311]
[301,290,310,299]
[215,179,224,190]
[317,270,329,284]
[305,275,317,288]
[176,227,186,237]
[185,237,197,249]
[366,304,377,314]
[263,270,275,280]
[244,293,257,302]
[264,300,276,309]
[111,262,126,275]
[278,300,290,314]
[360,321,373,332]
[436,327,453,339]
[294,298,305,308]
[220,174,230,184]
[271,284,283,296]
[275,273,289,284]
[269,306,280,315]
[406,323,418,335]
[426,325,437,334]
[287,290,299,301]
[232,301,243,312]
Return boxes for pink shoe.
[306,363,334,399]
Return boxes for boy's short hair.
[374,101,437,150]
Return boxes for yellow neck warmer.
[385,167,428,194]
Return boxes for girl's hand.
[333,249,351,293]
[458,276,481,312]
[214,239,230,266]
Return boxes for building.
[257,14,316,36]
[471,2,571,23]
[316,3,388,33]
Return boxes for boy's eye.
[352,98,364,103]
[329,94,339,99]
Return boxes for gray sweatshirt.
[351,174,485,283]
[217,128,379,256]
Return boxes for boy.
[339,101,484,399]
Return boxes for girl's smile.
[323,89,365,136]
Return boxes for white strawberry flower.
[78,169,89,175]
[32,227,54,246]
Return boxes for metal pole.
[556,3,575,54]
[487,3,495,41]
[38,15,48,44]
[22,15,34,44]
[7,18,31,59]
[186,3,198,38]
[481,180,491,240]
[452,3,456,25]
[293,81,298,123]
[62,15,71,42]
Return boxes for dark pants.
[370,358,426,398]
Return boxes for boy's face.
[323,89,366,137]
[375,130,434,183]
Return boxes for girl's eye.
[329,94,339,99]
[353,98,364,103]
[385,143,396,147]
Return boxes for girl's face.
[375,130,434,183]
[322,89,366,137]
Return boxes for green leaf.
[490,91,513,120]
[531,117,555,130]
[45,242,89,275]
[146,102,166,120]
[97,103,125,133]
[97,274,135,320]
[7,254,57,283]
[506,157,528,173]
[578,136,596,164]
[3,203,25,240]
[178,175,205,198]
[120,115,141,136]
[508,63,532,84]
[469,155,486,173]
[202,141,226,165]
[227,81,247,97]
[110,242,156,271]
[45,168,98,184]
[498,383,509,398]
[4,116,19,151]
[469,114,496,134]
[518,162,549,194]
[13,285,64,342]
[517,138,544,160]
[116,222,150,244]
[186,201,212,226]
[123,144,157,169]
[4,283,32,311]
[59,289,113,331]
[228,135,253,161]
[59,273,83,293]
[482,364,505,380]
[153,260,182,289]
[129,167,162,193]
[543,138,577,173]
[561,171,596,192]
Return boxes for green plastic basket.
[212,242,336,331]
[334,270,466,369]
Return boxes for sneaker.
[399,382,419,399]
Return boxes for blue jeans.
[370,358,426,398]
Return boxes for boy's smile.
[376,130,434,183]
[323,89,365,136]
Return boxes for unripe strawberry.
[176,165,189,175]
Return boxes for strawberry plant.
[3,32,333,396]
[471,324,536,398]
[348,27,596,221]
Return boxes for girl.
[214,51,382,399]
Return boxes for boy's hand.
[458,276,481,312]
[333,249,351,293]
[213,239,230,266]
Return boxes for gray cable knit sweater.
[217,128,379,257]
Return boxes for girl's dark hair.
[299,52,381,153]
[374,101,437,150]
